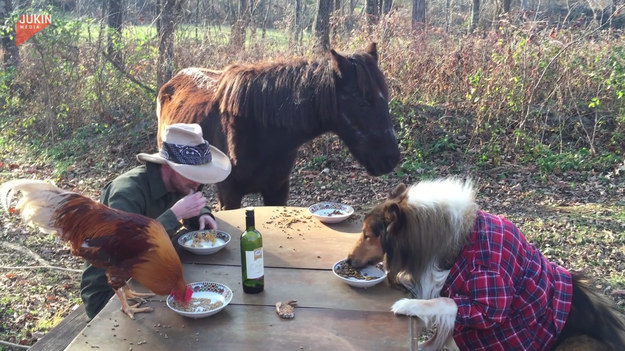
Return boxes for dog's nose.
[346,256,363,268]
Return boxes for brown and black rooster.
[0,179,192,319]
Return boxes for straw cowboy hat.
[137,123,231,184]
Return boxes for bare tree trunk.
[249,0,258,44]
[107,0,123,65]
[470,0,479,32]
[32,39,56,138]
[157,0,185,90]
[230,0,250,49]
[195,0,200,40]
[346,0,355,33]
[382,0,392,14]
[261,0,271,39]
[412,0,425,30]
[366,0,379,25]
[1,0,20,68]
[313,0,332,53]
[291,0,302,45]
[445,0,451,32]
[502,0,511,14]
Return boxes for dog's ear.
[384,203,404,234]
[389,183,407,200]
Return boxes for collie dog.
[347,178,625,351]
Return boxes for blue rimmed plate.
[178,230,231,255]
[167,281,233,318]
[332,259,386,288]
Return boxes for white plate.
[332,259,386,288]
[167,281,233,318]
[178,230,231,255]
[308,202,354,223]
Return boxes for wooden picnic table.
[58,206,418,350]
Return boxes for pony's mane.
[386,177,479,298]
[214,49,385,130]
[216,58,335,130]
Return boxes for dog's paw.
[391,298,419,316]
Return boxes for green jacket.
[79,162,213,319]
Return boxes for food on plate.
[336,262,381,280]
[171,297,224,312]
[189,230,217,247]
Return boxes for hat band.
[160,141,212,165]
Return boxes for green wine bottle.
[240,207,264,293]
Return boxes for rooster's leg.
[121,284,155,304]
[115,285,154,319]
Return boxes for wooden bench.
[29,305,88,351]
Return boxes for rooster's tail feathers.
[0,179,71,234]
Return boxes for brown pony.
[156,43,400,209]
[348,178,625,351]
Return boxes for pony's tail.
[555,272,625,350]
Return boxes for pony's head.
[347,178,478,292]
[330,43,400,176]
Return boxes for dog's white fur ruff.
[390,178,476,351]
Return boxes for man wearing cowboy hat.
[80,123,231,319]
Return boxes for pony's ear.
[330,49,351,76]
[365,43,378,62]
[389,183,406,200]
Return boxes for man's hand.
[198,214,218,230]
[171,192,206,220]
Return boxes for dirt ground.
[1,137,625,349]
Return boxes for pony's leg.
[261,181,289,206]
[216,182,244,210]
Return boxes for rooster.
[0,179,192,319]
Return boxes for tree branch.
[0,241,51,266]
[0,265,82,273]
[0,339,30,349]
[102,52,156,95]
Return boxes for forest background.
[1,0,625,349]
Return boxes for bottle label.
[244,248,264,279]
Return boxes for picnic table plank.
[180,264,406,311]
[65,304,412,351]
[178,206,364,269]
